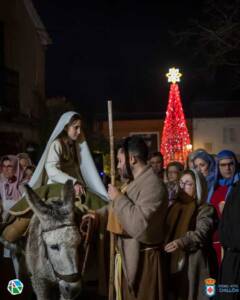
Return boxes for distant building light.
[186,144,193,151]
[26,145,35,153]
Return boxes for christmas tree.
[161,68,191,167]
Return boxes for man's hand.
[82,210,96,220]
[108,184,122,201]
[164,239,183,253]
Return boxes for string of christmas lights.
[161,68,191,167]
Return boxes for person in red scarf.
[207,150,240,267]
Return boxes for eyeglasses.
[179,180,194,188]
[219,162,234,168]
[2,165,13,169]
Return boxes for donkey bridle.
[41,223,81,283]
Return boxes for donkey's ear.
[61,180,75,206]
[23,184,48,221]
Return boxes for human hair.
[123,136,149,164]
[18,153,30,160]
[57,114,82,141]
[25,165,35,173]
[116,140,133,180]
[149,151,163,162]
[167,161,184,172]
[182,169,208,205]
[55,113,82,163]
[1,156,10,166]
[181,169,195,179]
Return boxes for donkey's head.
[24,180,82,299]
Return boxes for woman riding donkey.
[1,111,109,296]
[2,111,108,240]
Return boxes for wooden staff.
[108,100,115,186]
[107,100,124,300]
[108,100,115,300]
[107,102,123,234]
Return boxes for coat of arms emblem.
[205,278,216,297]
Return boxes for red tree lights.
[161,68,192,167]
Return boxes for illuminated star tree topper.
[161,68,191,167]
[166,67,182,84]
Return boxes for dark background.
[33,0,240,116]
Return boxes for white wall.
[193,118,240,156]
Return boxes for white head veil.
[190,169,208,205]
[29,111,108,201]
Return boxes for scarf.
[218,178,234,187]
[207,150,240,203]
[28,111,108,201]
[193,151,215,191]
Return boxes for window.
[223,127,237,144]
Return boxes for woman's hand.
[219,201,225,214]
[164,239,182,253]
[74,182,86,197]
[108,184,122,201]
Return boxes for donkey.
[23,180,82,300]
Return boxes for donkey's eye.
[50,244,60,251]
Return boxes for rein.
[41,223,81,283]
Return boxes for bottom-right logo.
[205,278,216,297]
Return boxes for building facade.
[95,114,240,157]
[193,117,240,156]
[0,0,51,155]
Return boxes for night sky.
[33,0,236,116]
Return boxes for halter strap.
[41,224,81,283]
[42,223,77,233]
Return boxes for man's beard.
[118,164,133,181]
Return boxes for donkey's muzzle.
[59,279,82,300]
[55,271,81,283]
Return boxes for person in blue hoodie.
[193,151,215,192]
[207,150,240,266]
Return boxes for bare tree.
[174,0,240,88]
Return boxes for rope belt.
[140,245,162,252]
[113,244,162,299]
[114,250,122,300]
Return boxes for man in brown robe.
[108,136,168,300]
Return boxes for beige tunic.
[45,139,83,185]
[113,165,168,292]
